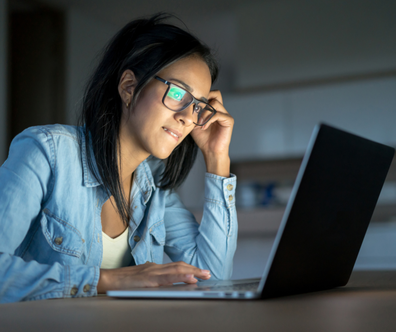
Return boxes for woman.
[0,13,237,303]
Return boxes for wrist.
[203,153,230,178]
[97,269,110,294]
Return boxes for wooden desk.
[1,270,396,332]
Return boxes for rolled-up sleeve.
[164,173,238,279]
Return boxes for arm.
[164,90,237,279]
[0,128,98,303]
[163,173,237,279]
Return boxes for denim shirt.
[0,125,238,303]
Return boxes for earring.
[126,101,130,108]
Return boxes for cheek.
[130,100,159,125]
[132,89,166,121]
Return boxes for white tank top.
[101,227,132,269]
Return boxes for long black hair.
[78,13,219,226]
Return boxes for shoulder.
[23,124,80,141]
[11,124,83,156]
[9,124,83,168]
[12,124,81,145]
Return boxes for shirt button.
[134,235,141,242]
[70,286,78,296]
[83,284,91,293]
[227,184,234,191]
[228,195,234,201]
[54,237,63,245]
[134,206,138,210]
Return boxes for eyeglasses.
[154,76,216,126]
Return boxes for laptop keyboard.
[196,281,260,292]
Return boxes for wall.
[65,8,118,124]
[235,0,396,89]
[0,0,7,163]
[187,11,237,93]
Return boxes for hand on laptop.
[97,261,211,293]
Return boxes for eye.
[193,104,202,113]
[168,87,186,101]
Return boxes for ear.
[118,69,137,107]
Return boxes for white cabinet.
[231,221,396,280]
[288,77,396,154]
[356,222,396,270]
[225,77,396,160]
[226,92,288,160]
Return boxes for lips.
[162,127,182,141]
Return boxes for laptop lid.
[259,123,395,298]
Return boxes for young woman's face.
[120,56,212,160]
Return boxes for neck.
[117,123,150,196]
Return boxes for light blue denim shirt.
[0,124,238,303]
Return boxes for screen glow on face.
[167,86,186,101]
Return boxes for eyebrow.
[168,77,209,103]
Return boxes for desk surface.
[2,270,396,332]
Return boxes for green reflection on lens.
[167,87,186,101]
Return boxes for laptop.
[107,123,395,300]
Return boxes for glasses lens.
[165,84,193,111]
[163,83,215,126]
[194,102,215,126]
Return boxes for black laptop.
[108,123,395,299]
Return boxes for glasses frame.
[154,76,216,126]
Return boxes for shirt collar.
[133,157,157,204]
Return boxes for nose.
[174,104,196,126]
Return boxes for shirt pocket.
[41,209,84,258]
[149,221,165,263]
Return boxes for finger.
[159,273,198,286]
[169,261,191,267]
[208,90,223,104]
[196,102,233,128]
[165,262,211,279]
[177,268,211,281]
[183,274,199,284]
[201,111,234,131]
[209,99,229,115]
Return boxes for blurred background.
[1,0,396,278]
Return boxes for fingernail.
[201,270,210,275]
[185,274,194,279]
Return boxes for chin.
[151,148,174,160]
[150,140,183,160]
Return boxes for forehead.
[158,56,212,97]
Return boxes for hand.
[97,261,211,293]
[190,90,234,177]
[190,90,234,157]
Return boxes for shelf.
[231,153,396,182]
[230,157,302,183]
